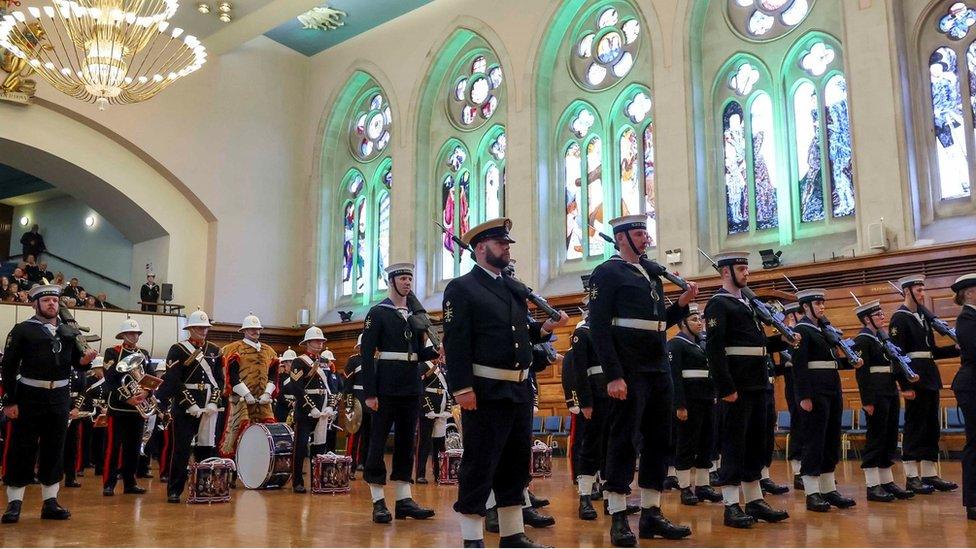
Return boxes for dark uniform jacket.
[704,289,786,397]
[561,350,580,410]
[571,323,607,408]
[69,367,88,411]
[668,332,714,409]
[85,377,108,414]
[361,298,438,399]
[791,318,855,401]
[889,305,960,392]
[140,283,160,311]
[104,345,154,415]
[951,304,976,394]
[588,255,688,381]
[343,354,364,401]
[442,265,547,404]
[0,317,86,408]
[287,354,329,420]
[156,340,223,415]
[853,329,909,406]
[421,365,452,416]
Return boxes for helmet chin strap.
[907,285,923,309]
[390,276,408,298]
[726,266,746,289]
[623,230,642,257]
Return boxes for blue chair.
[945,407,966,434]
[777,411,791,431]
[543,416,562,434]
[532,416,544,435]
[840,410,855,459]
[898,409,906,428]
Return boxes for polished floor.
[1,458,974,547]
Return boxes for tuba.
[115,353,163,419]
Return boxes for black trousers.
[903,388,941,463]
[63,419,84,482]
[763,390,776,468]
[165,412,215,497]
[954,388,976,507]
[91,424,107,474]
[2,399,69,487]
[568,413,586,480]
[292,415,326,487]
[861,395,900,470]
[455,398,532,514]
[365,395,419,485]
[104,413,145,488]
[604,372,673,494]
[785,370,804,462]
[711,402,724,462]
[799,390,843,476]
[578,397,611,477]
[415,414,446,480]
[274,397,292,423]
[675,398,715,471]
[349,410,373,471]
[716,389,766,485]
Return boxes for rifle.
[850,292,920,382]
[591,226,691,291]
[886,281,957,343]
[406,291,441,351]
[782,275,860,365]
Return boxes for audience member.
[19,223,46,257]
[62,277,85,299]
[140,273,160,312]
[24,254,41,283]
[37,261,53,283]
[0,276,8,295]
[53,272,66,288]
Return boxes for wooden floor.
[2,459,973,547]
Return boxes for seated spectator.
[7,282,20,298]
[94,292,111,309]
[11,267,31,291]
[77,289,88,304]
[62,278,84,299]
[20,224,46,258]
[2,290,16,303]
[53,272,66,288]
[24,254,41,283]
[83,296,97,308]
[62,296,77,307]
[37,261,53,283]
[16,290,29,304]
[0,276,8,296]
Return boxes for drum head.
[237,424,272,489]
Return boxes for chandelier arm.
[126,24,165,77]
[51,7,85,86]
[135,31,178,78]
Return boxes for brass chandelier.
[0,0,206,108]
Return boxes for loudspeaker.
[161,283,173,302]
[868,219,887,250]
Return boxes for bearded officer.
[219,314,278,456]
[1,284,97,523]
[950,274,976,520]
[443,218,569,548]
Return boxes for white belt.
[19,377,69,389]
[768,376,775,384]
[426,387,445,394]
[681,370,709,379]
[284,395,296,401]
[807,361,837,370]
[377,352,417,361]
[908,351,932,359]
[184,383,213,390]
[353,384,364,391]
[305,389,329,395]
[70,392,79,397]
[725,346,766,357]
[612,318,666,332]
[869,366,892,374]
[351,366,362,375]
[473,364,529,382]
[586,366,604,376]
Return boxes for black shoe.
[578,495,598,520]
[463,540,485,548]
[663,476,679,490]
[967,507,976,521]
[723,504,756,528]
[906,476,935,495]
[102,486,115,497]
[124,485,147,495]
[695,485,723,503]
[922,476,958,492]
[805,493,831,512]
[395,498,435,520]
[823,490,856,509]
[292,485,307,494]
[638,506,691,540]
[416,477,428,485]
[137,472,153,479]
[159,476,168,483]
[523,506,555,528]
[64,479,81,488]
[528,490,549,508]
[709,471,720,486]
[793,474,803,490]
[744,499,789,522]
[1,501,21,524]
[167,494,181,504]
[486,506,499,533]
[589,484,603,500]
[881,482,914,500]
[866,485,896,502]
[760,477,790,495]
[40,498,70,520]
[609,511,637,547]
[372,499,392,523]
[679,487,698,506]
[498,533,550,548]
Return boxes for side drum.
[236,422,294,489]
[187,458,236,504]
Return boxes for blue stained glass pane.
[723,101,749,234]
[376,193,390,290]
[793,82,825,223]
[342,201,355,295]
[939,3,976,40]
[356,199,368,294]
[619,127,640,216]
[565,143,583,260]
[824,75,856,218]
[441,174,456,280]
[751,93,778,230]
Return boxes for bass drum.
[236,423,294,489]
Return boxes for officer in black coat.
[274,348,297,422]
[155,310,223,503]
[341,338,371,475]
[1,284,97,524]
[851,300,916,502]
[416,361,451,483]
[889,274,960,493]
[286,328,332,493]
[140,274,160,312]
[668,303,723,506]
[361,263,439,523]
[62,362,88,488]
[703,251,791,529]
[950,274,976,520]
[587,215,698,545]
[85,362,109,476]
[778,302,805,489]
[759,353,790,496]
[443,218,568,549]
[561,348,584,483]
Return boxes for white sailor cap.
[854,300,883,319]
[385,263,415,278]
[29,284,61,301]
[898,275,925,289]
[609,214,647,234]
[685,303,701,317]
[796,288,827,303]
[714,251,750,267]
[783,302,801,315]
[951,273,976,293]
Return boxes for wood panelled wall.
[209,241,976,416]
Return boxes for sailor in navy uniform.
[443,218,568,549]
[155,309,224,503]
[587,215,698,545]
[779,302,806,489]
[851,300,915,502]
[889,274,960,493]
[561,348,584,484]
[703,252,791,529]
[85,360,109,477]
[949,274,976,520]
[361,263,438,523]
[1,284,98,524]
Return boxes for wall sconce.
[665,248,682,265]
[84,215,96,228]
[19,216,29,227]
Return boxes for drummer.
[287,327,336,493]
[274,348,298,423]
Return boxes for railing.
[8,251,131,290]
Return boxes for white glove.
[204,402,219,415]
[244,393,257,405]
[569,406,581,415]
[258,393,272,405]
[186,404,204,418]
[533,406,540,414]
[425,411,437,419]
[310,407,322,419]
[325,406,337,419]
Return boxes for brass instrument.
[115,353,163,419]
[339,392,363,434]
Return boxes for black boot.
[709,470,720,486]
[744,499,789,522]
[463,540,485,548]
[394,498,435,520]
[679,487,698,506]
[124,484,147,494]
[922,476,958,492]
[881,482,914,500]
[805,493,831,512]
[760,477,790,495]
[166,493,180,504]
[102,485,115,497]
[866,484,895,502]
[589,483,603,500]
[1,501,21,524]
[609,512,637,547]
[695,485,723,503]
[486,507,499,533]
[793,474,803,490]
[40,498,71,520]
[523,507,555,528]
[372,499,392,524]
[662,476,679,490]
[638,506,691,540]
[64,477,81,488]
[967,507,976,521]
[292,484,307,494]
[578,495,597,520]
[906,476,935,495]
[498,533,550,548]
[723,504,755,528]
[823,490,856,509]
[528,490,549,508]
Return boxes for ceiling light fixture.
[196,3,210,13]
[217,11,231,22]
[217,2,231,13]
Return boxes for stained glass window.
[571,6,641,90]
[349,93,392,162]
[339,162,390,299]
[751,93,779,229]
[939,2,976,40]
[723,102,749,234]
[727,0,811,41]
[793,81,826,223]
[376,192,390,290]
[449,52,504,130]
[483,129,506,219]
[565,142,584,260]
[929,47,971,201]
[643,125,656,236]
[824,75,854,217]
